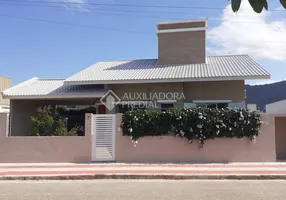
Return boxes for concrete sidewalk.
[1,163,286,180]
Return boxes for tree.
[31,105,78,136]
[31,105,54,136]
[230,0,286,13]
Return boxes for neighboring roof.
[2,78,106,99]
[0,75,11,80]
[64,55,270,85]
[266,99,286,114]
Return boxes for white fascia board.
[193,100,232,103]
[157,100,177,103]
[157,18,207,26]
[3,94,104,100]
[157,27,206,34]
[63,75,271,85]
[117,101,152,105]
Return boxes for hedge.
[121,108,262,147]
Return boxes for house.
[266,100,286,114]
[0,76,11,113]
[1,19,270,137]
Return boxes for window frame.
[160,103,174,111]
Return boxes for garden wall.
[115,114,277,163]
[0,113,92,163]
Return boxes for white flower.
[216,125,219,129]
[129,136,133,140]
[197,124,203,129]
[128,128,133,133]
[198,115,203,119]
[216,130,220,135]
[252,136,257,144]
[229,127,232,131]
[177,116,182,120]
[190,128,193,132]
[180,130,185,136]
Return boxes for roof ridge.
[39,78,65,81]
[99,58,158,63]
[207,54,249,57]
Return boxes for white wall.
[0,105,9,113]
[266,100,286,114]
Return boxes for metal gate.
[91,114,116,161]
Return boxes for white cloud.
[208,0,286,61]
[252,78,286,85]
[59,0,89,12]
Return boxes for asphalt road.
[0,180,286,200]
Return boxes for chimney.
[157,19,207,65]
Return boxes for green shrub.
[121,108,262,147]
[31,105,79,136]
[31,106,55,136]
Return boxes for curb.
[1,174,286,180]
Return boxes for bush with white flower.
[121,108,262,148]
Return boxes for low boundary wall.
[115,114,277,163]
[0,113,278,163]
[0,113,92,163]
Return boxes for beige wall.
[0,112,280,163]
[108,80,245,107]
[158,31,205,65]
[0,76,11,105]
[275,116,286,160]
[116,114,276,163]
[157,21,206,65]
[0,113,92,163]
[183,80,245,102]
[10,99,98,136]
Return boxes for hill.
[245,81,286,111]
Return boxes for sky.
[0,0,286,86]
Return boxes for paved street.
[0,180,286,200]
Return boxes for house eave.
[2,94,104,100]
[64,75,271,85]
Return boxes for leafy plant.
[121,108,262,147]
[31,105,55,136]
[229,0,286,13]
[31,105,79,136]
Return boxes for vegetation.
[121,108,262,148]
[31,105,79,136]
[230,0,286,13]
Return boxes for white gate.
[92,114,116,161]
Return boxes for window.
[115,102,147,113]
[160,103,174,111]
[116,104,132,114]
[196,103,228,109]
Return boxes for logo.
[100,90,121,111]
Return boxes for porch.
[9,98,107,136]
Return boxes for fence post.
[0,113,8,138]
[85,113,92,137]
